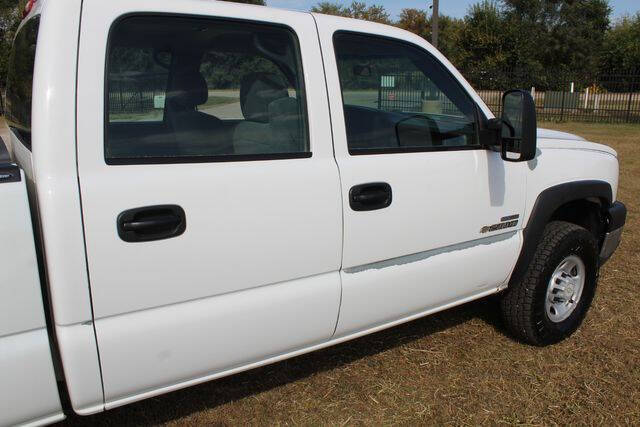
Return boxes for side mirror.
[353,64,372,77]
[493,89,537,162]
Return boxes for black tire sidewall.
[532,228,599,344]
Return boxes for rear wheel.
[500,221,599,346]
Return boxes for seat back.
[165,70,232,156]
[234,72,302,155]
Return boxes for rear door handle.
[117,205,186,243]
[350,182,392,211]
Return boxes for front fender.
[509,180,612,287]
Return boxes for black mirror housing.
[353,64,372,77]
[499,89,537,162]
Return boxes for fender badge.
[481,214,520,234]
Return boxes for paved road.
[0,117,10,160]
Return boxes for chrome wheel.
[545,255,586,323]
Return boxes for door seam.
[74,0,106,406]
[311,13,344,338]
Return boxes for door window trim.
[102,13,312,166]
[332,30,487,156]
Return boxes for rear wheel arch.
[509,180,612,288]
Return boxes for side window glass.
[108,47,170,123]
[334,32,478,153]
[105,16,309,164]
[199,53,297,121]
[5,17,40,150]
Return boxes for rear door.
[77,0,341,406]
[315,16,525,336]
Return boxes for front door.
[315,16,526,336]
[77,1,342,406]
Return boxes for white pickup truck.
[0,0,626,425]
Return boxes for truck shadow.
[60,297,506,426]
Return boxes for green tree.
[599,13,640,74]
[311,2,351,17]
[0,0,24,90]
[502,0,611,81]
[397,9,465,65]
[349,2,390,24]
[458,1,509,75]
[397,8,428,38]
[312,1,391,24]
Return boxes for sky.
[267,0,640,21]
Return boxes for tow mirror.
[488,90,537,162]
[353,64,372,77]
[501,89,537,161]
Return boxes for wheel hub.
[545,255,586,323]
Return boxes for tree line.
[1,0,638,90]
[310,1,639,88]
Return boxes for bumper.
[599,201,626,265]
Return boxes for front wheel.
[500,221,599,346]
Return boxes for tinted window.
[334,32,479,154]
[105,16,309,164]
[108,47,170,123]
[199,51,298,121]
[5,17,40,149]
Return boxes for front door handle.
[350,182,392,211]
[117,205,186,242]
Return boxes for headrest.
[167,71,208,110]
[240,73,289,123]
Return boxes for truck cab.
[0,1,625,425]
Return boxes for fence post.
[584,87,589,109]
[626,82,634,123]
[560,83,566,122]
[120,83,124,112]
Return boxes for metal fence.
[107,69,640,124]
[378,72,459,115]
[463,69,640,124]
[376,69,640,124]
[108,73,168,115]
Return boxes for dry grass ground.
[48,122,638,425]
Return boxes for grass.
[45,121,637,425]
[201,95,239,109]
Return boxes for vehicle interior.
[105,16,480,162]
[333,32,480,152]
[105,16,308,161]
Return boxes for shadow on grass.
[60,297,506,426]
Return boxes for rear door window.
[105,16,309,164]
[108,47,170,123]
[5,17,40,150]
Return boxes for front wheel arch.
[509,180,612,288]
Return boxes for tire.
[500,221,599,346]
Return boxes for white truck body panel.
[0,170,63,427]
[76,0,342,406]
[21,0,106,415]
[523,143,619,226]
[314,13,525,334]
